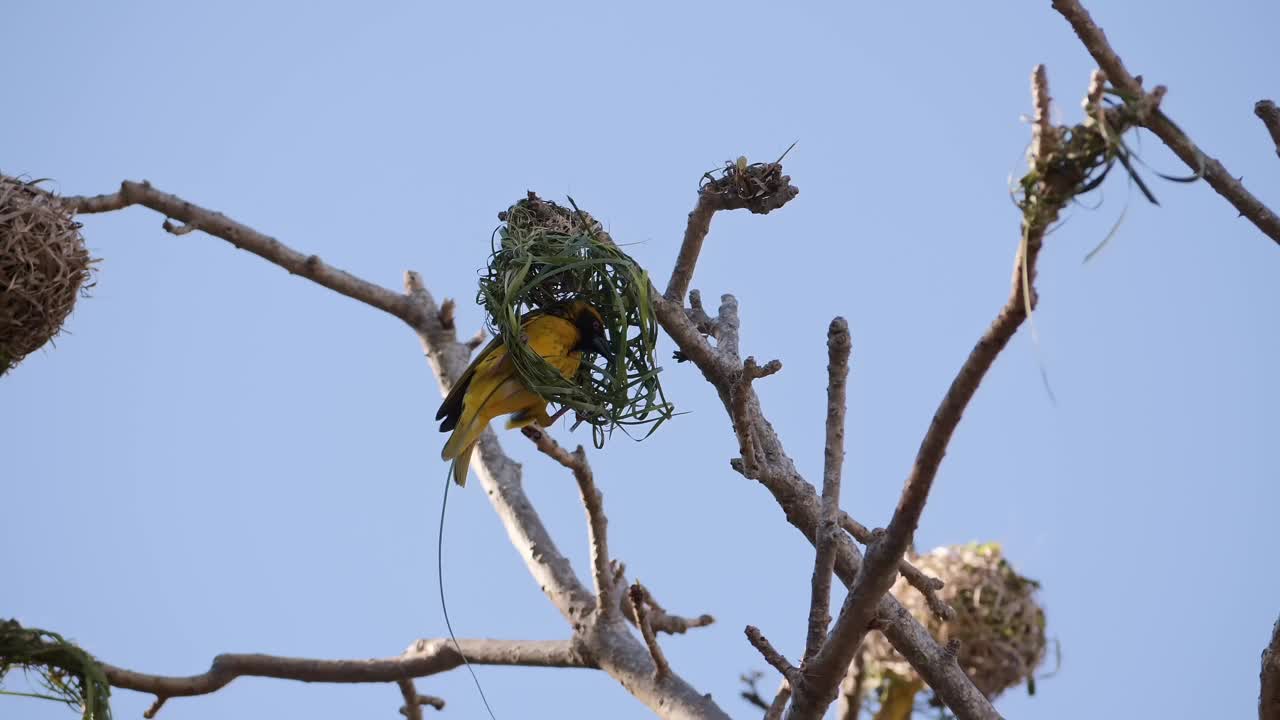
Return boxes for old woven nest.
[862,543,1047,701]
[0,619,112,720]
[0,174,93,375]
[480,193,673,447]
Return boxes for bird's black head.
[565,300,612,362]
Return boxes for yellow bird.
[436,300,611,486]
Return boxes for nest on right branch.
[862,543,1047,705]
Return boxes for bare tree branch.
[102,638,589,704]
[665,192,719,303]
[397,680,423,720]
[144,696,166,718]
[64,181,432,329]
[522,426,615,619]
[1051,0,1280,246]
[1030,64,1058,161]
[464,328,487,353]
[731,356,783,475]
[629,583,671,680]
[652,281,997,716]
[397,679,445,719]
[784,64,1060,720]
[740,672,791,720]
[803,318,851,662]
[745,626,799,687]
[835,652,867,720]
[63,181,730,719]
[1263,615,1280,720]
[765,680,792,720]
[839,513,953,622]
[622,581,715,635]
[664,159,801,302]
[1256,101,1280,161]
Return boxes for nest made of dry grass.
[0,174,94,375]
[863,542,1047,702]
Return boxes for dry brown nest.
[862,543,1047,705]
[0,174,93,374]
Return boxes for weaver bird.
[436,300,611,486]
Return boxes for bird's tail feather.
[442,408,483,460]
[450,443,474,487]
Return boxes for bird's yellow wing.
[437,311,585,486]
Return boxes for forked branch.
[1051,0,1280,246]
[522,426,615,619]
[649,176,997,718]
[802,318,852,663]
[61,180,730,720]
[782,64,1061,720]
[101,638,589,711]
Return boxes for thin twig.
[765,679,792,720]
[397,679,445,718]
[63,180,432,328]
[1051,0,1280,246]
[523,426,615,619]
[437,298,457,330]
[739,671,772,711]
[1082,69,1108,118]
[630,583,671,680]
[1255,101,1280,161]
[1030,65,1059,161]
[745,626,799,686]
[839,513,952,621]
[464,328,487,353]
[101,639,590,704]
[397,679,423,720]
[160,218,196,236]
[731,356,782,476]
[622,584,715,635]
[803,318,852,662]
[665,192,719,302]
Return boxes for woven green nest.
[0,620,112,720]
[479,192,673,446]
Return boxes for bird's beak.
[590,335,614,364]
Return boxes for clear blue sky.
[5,2,1278,718]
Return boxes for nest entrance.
[479,193,673,447]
